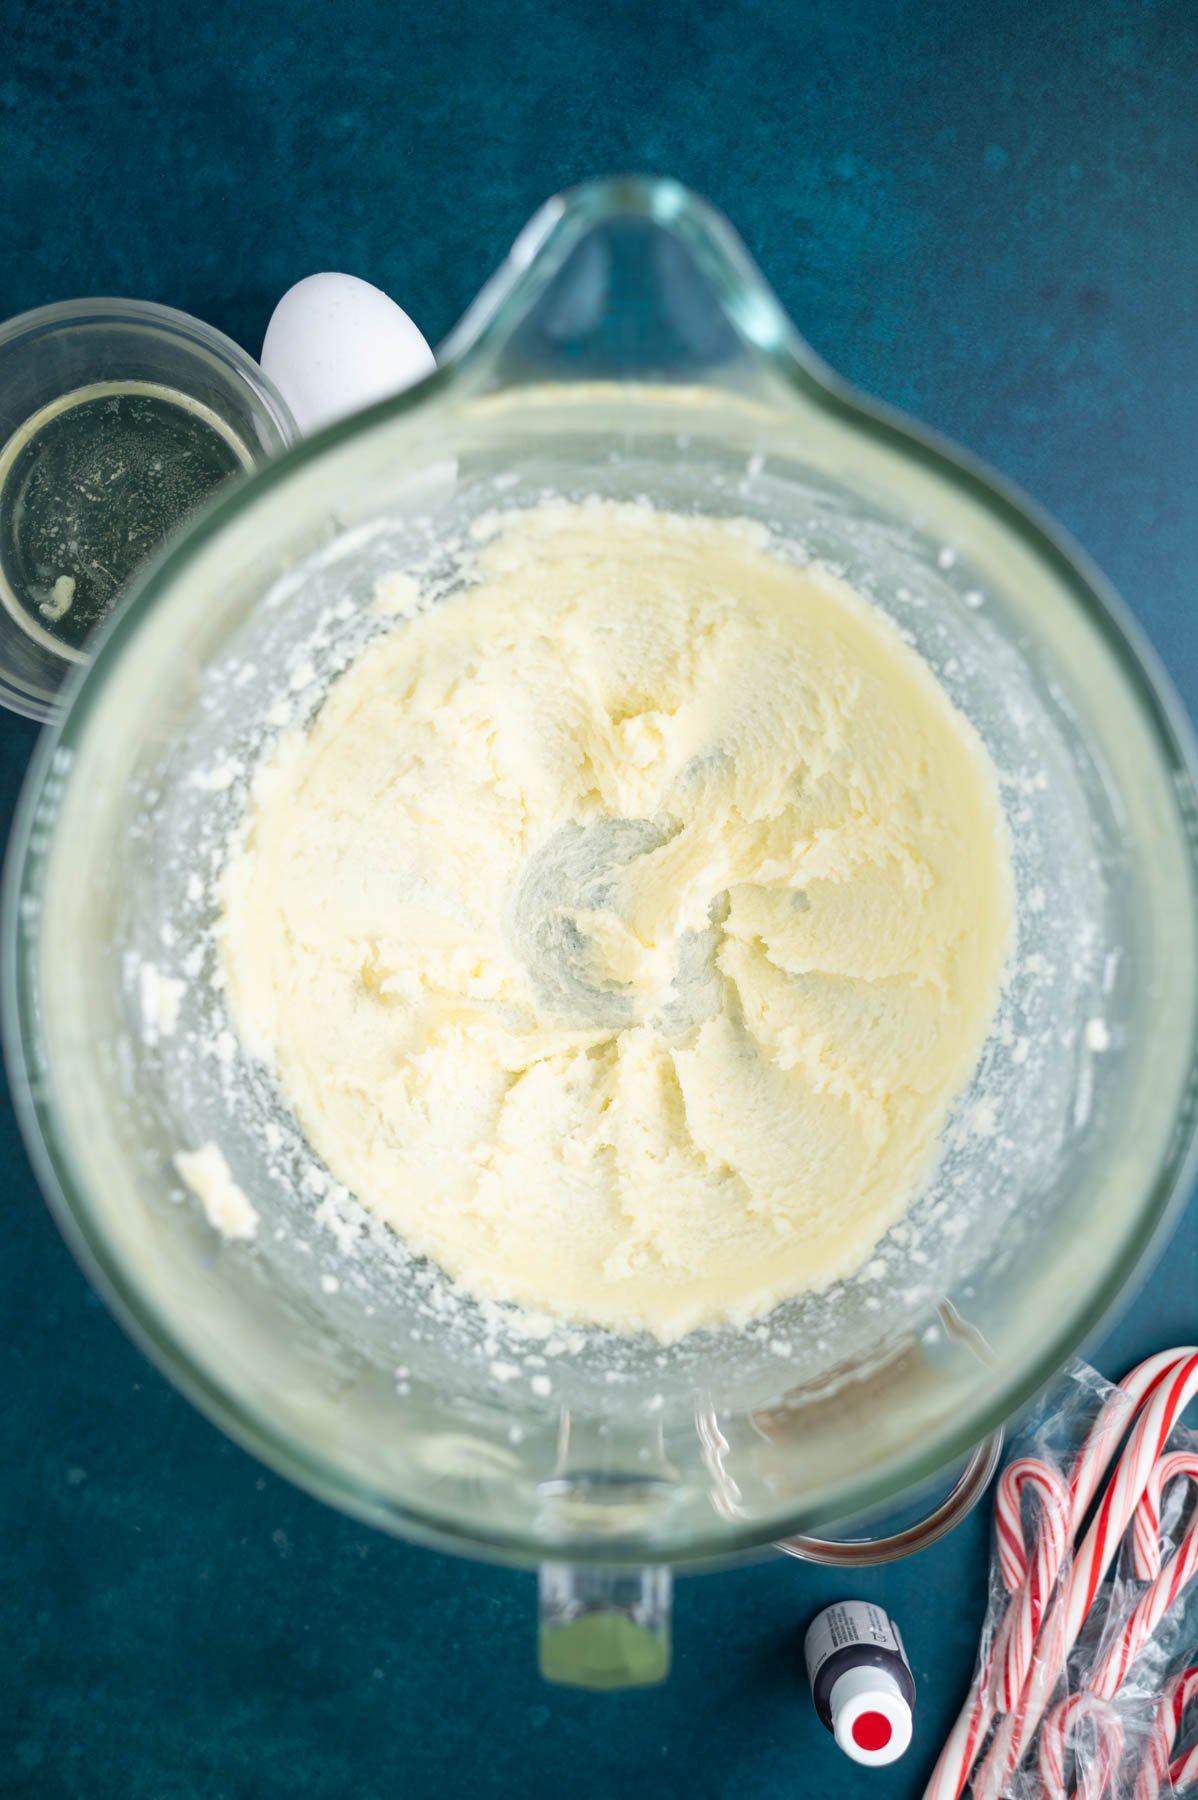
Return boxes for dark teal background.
[2,2,1197,1795]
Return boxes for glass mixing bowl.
[6,178,1198,1684]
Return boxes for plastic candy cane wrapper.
[1057,1431,1198,1800]
[923,1350,1198,1800]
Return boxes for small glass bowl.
[0,298,298,720]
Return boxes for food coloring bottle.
[804,1600,915,1767]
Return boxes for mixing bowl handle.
[534,1432,1000,1687]
[774,1428,1004,1566]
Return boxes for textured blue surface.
[2,2,1197,1796]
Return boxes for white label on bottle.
[804,1601,907,1685]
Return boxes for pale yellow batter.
[220,502,1012,1341]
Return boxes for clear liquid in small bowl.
[0,380,253,657]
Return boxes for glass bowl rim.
[0,293,298,450]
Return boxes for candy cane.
[1066,1354,1198,1623]
[921,1467,1038,1800]
[1130,1454,1198,1581]
[970,1350,1198,1800]
[1037,1692,1123,1800]
[1089,1457,1198,1699]
[921,1377,1137,1800]
[923,1460,1073,1800]
[942,1382,1133,1800]
[924,1352,1198,1800]
[991,1459,1072,1712]
[1172,1739,1198,1795]
[922,1667,1000,1800]
[1133,1666,1198,1800]
[1066,1351,1187,1523]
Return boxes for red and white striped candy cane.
[1133,1665,1198,1800]
[1037,1692,1124,1800]
[1089,1456,1198,1699]
[921,1369,1145,1800]
[1172,1738,1198,1795]
[1067,1352,1188,1523]
[991,1459,1072,1712]
[1130,1454,1198,1581]
[921,1639,1001,1800]
[922,1460,1069,1800]
[973,1350,1198,1800]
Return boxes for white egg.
[261,273,436,436]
